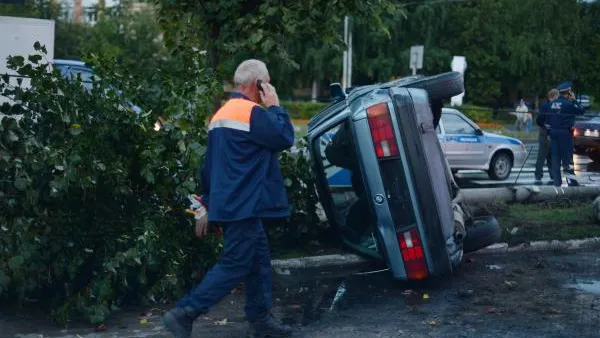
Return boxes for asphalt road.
[455,141,600,188]
[4,249,600,338]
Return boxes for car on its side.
[438,108,527,180]
[305,72,502,283]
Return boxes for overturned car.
[305,73,501,281]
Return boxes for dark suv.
[306,73,501,281]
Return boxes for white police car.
[438,108,527,180]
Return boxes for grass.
[491,200,600,245]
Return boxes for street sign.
[409,45,424,75]
[450,56,467,107]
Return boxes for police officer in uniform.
[546,82,585,186]
[535,89,559,184]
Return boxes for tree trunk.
[311,80,318,103]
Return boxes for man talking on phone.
[163,59,294,338]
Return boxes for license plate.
[584,129,599,137]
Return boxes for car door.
[440,112,481,167]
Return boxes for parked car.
[53,59,143,114]
[573,115,600,161]
[438,108,527,180]
[307,73,502,282]
[1,59,142,122]
[577,94,591,109]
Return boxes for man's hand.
[259,82,280,108]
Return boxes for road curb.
[271,237,600,275]
[475,236,600,254]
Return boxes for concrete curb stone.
[272,236,600,272]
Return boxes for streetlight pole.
[342,16,352,91]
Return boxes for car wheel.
[463,216,502,253]
[395,72,465,101]
[488,152,513,180]
[589,149,600,162]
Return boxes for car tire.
[398,72,465,101]
[589,149,600,162]
[488,152,513,180]
[463,216,502,253]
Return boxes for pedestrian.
[534,89,559,184]
[546,82,585,187]
[162,59,295,338]
[515,99,529,131]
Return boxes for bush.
[456,104,494,123]
[268,138,327,253]
[0,45,326,324]
[281,100,329,120]
[0,45,221,324]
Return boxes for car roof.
[53,59,89,68]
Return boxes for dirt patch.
[2,250,600,337]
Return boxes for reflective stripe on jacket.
[200,92,295,222]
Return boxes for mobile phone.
[256,80,264,93]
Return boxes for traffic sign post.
[409,45,424,76]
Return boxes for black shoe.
[250,313,293,338]
[162,307,201,338]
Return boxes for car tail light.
[397,228,429,280]
[367,103,399,158]
[573,129,579,137]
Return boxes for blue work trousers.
[550,129,573,187]
[177,218,272,322]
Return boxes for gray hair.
[548,89,559,99]
[233,59,269,87]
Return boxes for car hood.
[574,116,600,130]
[482,131,523,146]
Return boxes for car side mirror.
[475,129,484,136]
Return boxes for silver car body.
[438,108,527,174]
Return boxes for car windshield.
[55,64,97,91]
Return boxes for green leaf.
[11,56,25,67]
[6,130,19,142]
[33,41,41,51]
[28,54,43,64]
[1,74,8,84]
[14,178,29,191]
[8,255,24,270]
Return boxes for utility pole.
[342,16,353,91]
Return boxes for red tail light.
[397,229,429,280]
[367,103,399,158]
